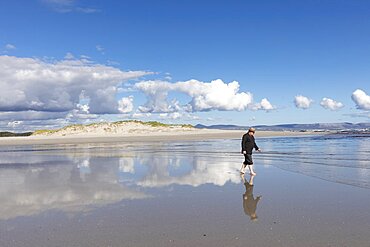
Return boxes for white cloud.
[64,52,75,60]
[77,103,89,113]
[135,79,255,113]
[159,112,182,120]
[294,95,313,109]
[7,121,23,129]
[41,0,100,13]
[107,60,120,66]
[179,79,253,111]
[5,44,16,50]
[64,103,98,121]
[118,96,134,113]
[352,89,370,110]
[131,112,152,119]
[250,98,276,111]
[320,97,344,111]
[0,55,150,114]
[135,80,176,113]
[0,117,68,132]
[96,45,105,54]
[75,7,99,13]
[45,0,74,3]
[260,98,275,110]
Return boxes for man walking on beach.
[240,127,261,175]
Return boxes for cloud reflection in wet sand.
[0,143,242,220]
[0,158,148,220]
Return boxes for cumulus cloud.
[0,55,150,114]
[135,81,175,113]
[118,96,134,113]
[178,79,253,111]
[65,103,99,121]
[320,97,344,111]
[250,98,276,111]
[77,103,89,113]
[7,121,23,129]
[352,89,370,110]
[294,95,313,109]
[135,79,257,113]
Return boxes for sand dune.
[0,121,319,146]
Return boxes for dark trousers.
[243,154,253,165]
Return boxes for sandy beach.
[0,126,319,146]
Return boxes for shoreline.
[0,129,321,146]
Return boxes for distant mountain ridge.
[195,122,370,131]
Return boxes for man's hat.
[248,127,256,133]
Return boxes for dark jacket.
[241,133,259,154]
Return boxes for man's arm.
[254,141,261,152]
[241,134,246,153]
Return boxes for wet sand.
[1,136,369,247]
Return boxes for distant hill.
[195,122,370,131]
[195,124,244,130]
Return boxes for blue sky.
[0,0,370,131]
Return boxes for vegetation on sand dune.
[32,129,57,135]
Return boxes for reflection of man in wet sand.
[241,174,261,221]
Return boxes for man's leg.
[245,154,257,175]
[241,154,249,174]
[240,163,246,174]
[248,164,256,175]
[248,173,255,185]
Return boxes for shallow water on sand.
[0,135,369,247]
